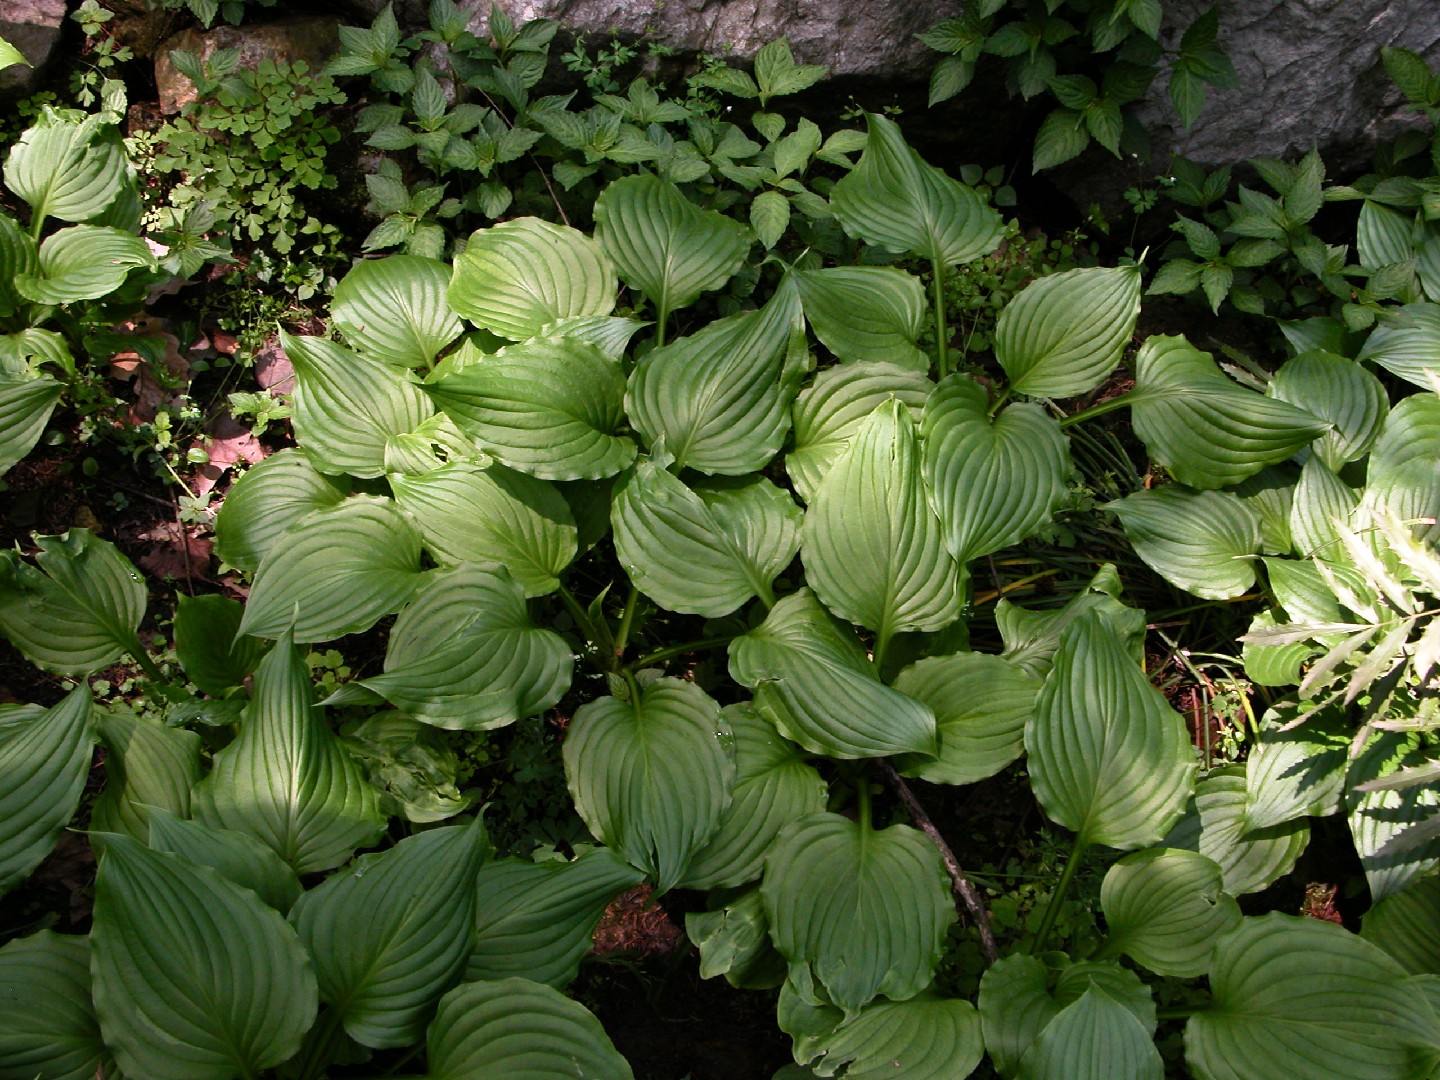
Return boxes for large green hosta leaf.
[213,448,352,573]
[391,461,577,596]
[563,677,733,892]
[1365,394,1440,546]
[803,398,960,636]
[174,593,269,697]
[594,173,749,331]
[680,702,828,890]
[468,848,645,988]
[425,978,634,1080]
[1185,914,1440,1080]
[996,564,1146,679]
[1243,704,1349,829]
[625,284,804,474]
[829,112,1003,267]
[425,335,635,480]
[360,563,572,730]
[147,808,302,913]
[1018,987,1162,1080]
[331,254,462,368]
[1106,486,1262,600]
[1026,611,1195,849]
[792,994,985,1079]
[0,372,61,478]
[192,637,386,873]
[0,529,146,675]
[1130,335,1328,489]
[0,686,93,895]
[1349,732,1440,903]
[449,218,617,341]
[4,109,126,225]
[14,224,152,304]
[611,462,802,618]
[729,589,938,759]
[0,931,112,1080]
[238,495,425,642]
[1362,874,1440,976]
[922,373,1070,565]
[0,214,38,320]
[996,266,1141,400]
[892,651,1042,786]
[89,706,202,842]
[1289,454,1359,560]
[1268,351,1388,471]
[1163,766,1308,896]
[90,835,317,1080]
[794,265,929,370]
[285,331,434,478]
[1099,848,1241,978]
[763,812,953,1018]
[1358,301,1440,389]
[291,820,488,1048]
[686,887,787,990]
[786,362,932,503]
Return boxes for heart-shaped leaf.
[729,589,938,759]
[0,686,92,895]
[290,820,488,1048]
[0,372,61,478]
[803,398,960,637]
[1130,335,1328,489]
[331,254,462,368]
[1163,766,1308,896]
[1362,874,1440,976]
[4,110,127,225]
[764,812,953,1018]
[1018,986,1163,1080]
[1106,486,1261,600]
[391,461,577,596]
[829,112,1003,267]
[794,265,929,370]
[15,224,153,304]
[563,677,733,893]
[0,931,112,1080]
[1358,301,1440,389]
[192,636,386,873]
[468,848,645,988]
[1099,848,1241,977]
[89,707,201,843]
[426,335,635,480]
[1026,611,1196,849]
[793,994,985,1079]
[213,449,352,574]
[146,808,302,913]
[996,265,1141,399]
[90,835,318,1079]
[922,373,1071,565]
[1269,351,1388,471]
[448,217,617,341]
[613,460,802,618]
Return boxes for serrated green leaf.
[146,808,302,913]
[996,265,1141,398]
[1269,350,1388,470]
[564,677,733,892]
[1032,107,1090,172]
[4,110,126,226]
[1107,485,1261,600]
[0,373,61,478]
[89,707,201,843]
[0,931,112,1080]
[1100,848,1241,978]
[753,38,828,103]
[1026,611,1196,849]
[174,592,269,696]
[192,637,386,873]
[213,449,352,573]
[794,265,929,370]
[1163,766,1308,896]
[90,835,317,1079]
[331,254,462,369]
[15,224,153,304]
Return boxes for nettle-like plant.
[4,113,1440,1079]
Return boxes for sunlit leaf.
[1269,350,1388,471]
[14,224,152,304]
[89,707,202,843]
[1099,848,1241,977]
[213,449,352,574]
[794,265,929,370]
[1348,732,1440,904]
[1163,766,1308,896]
[1107,485,1261,600]
[332,253,462,368]
[4,110,126,225]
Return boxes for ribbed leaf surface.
[794,995,985,1079]
[174,593,268,696]
[786,361,931,503]
[728,589,938,759]
[1243,704,1349,829]
[291,821,488,1048]
[238,495,424,642]
[90,836,317,1079]
[1100,848,1241,977]
[1185,914,1440,1080]
[923,373,1070,564]
[89,707,201,842]
[1131,335,1328,489]
[1018,987,1162,1080]
[995,265,1140,399]
[1358,301,1440,388]
[762,813,953,1018]
[392,461,577,596]
[1107,486,1261,600]
[1026,611,1195,849]
[362,563,572,730]
[626,286,804,474]
[1235,465,1297,555]
[426,335,635,480]
[893,652,1041,786]
[680,702,828,890]
[449,218,616,341]
[1269,350,1388,471]
[612,461,801,618]
[594,173,749,320]
[0,529,145,675]
[213,448,351,573]
[1288,454,1358,560]
[1163,766,1307,896]
[0,686,92,895]
[15,224,152,304]
[285,332,433,478]
[147,807,302,913]
[3,111,126,224]
[1362,874,1440,976]
[829,113,1003,267]
[332,254,462,368]
[1365,394,1440,546]
[535,314,647,358]
[803,398,959,635]
[468,848,645,988]
[563,678,733,892]
[794,265,929,370]
[1348,733,1440,903]
[0,373,61,478]
[996,565,1146,679]
[0,931,111,1080]
[192,638,385,873]
[0,213,38,318]
[426,978,634,1080]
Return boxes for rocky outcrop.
[0,0,67,94]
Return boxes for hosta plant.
[2,112,1439,1080]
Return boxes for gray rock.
[154,15,343,113]
[0,0,67,94]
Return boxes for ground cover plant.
[1,5,1440,1079]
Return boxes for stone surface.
[0,0,67,94]
[154,15,344,113]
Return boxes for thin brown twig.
[879,760,999,964]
